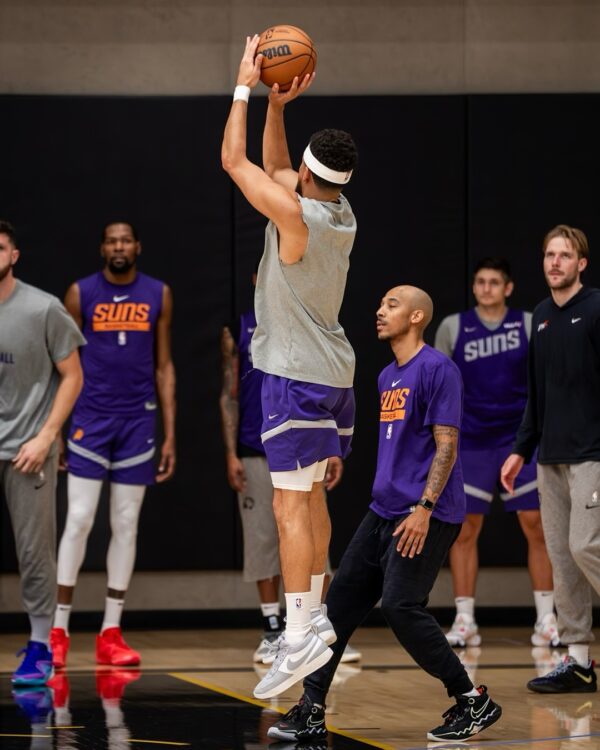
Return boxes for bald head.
[388,285,433,331]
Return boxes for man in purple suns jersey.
[268,286,502,744]
[49,221,176,670]
[435,258,556,652]
[223,37,358,700]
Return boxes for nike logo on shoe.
[113,294,130,302]
[574,671,594,683]
[307,716,325,727]
[471,697,490,719]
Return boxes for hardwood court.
[1,627,599,749]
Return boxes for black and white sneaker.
[527,656,597,693]
[427,686,502,742]
[267,694,327,741]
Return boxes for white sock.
[569,644,590,667]
[309,573,326,611]
[284,592,311,645]
[29,614,52,645]
[101,597,124,633]
[260,602,280,618]
[533,590,554,621]
[455,597,475,619]
[462,687,480,697]
[54,604,72,634]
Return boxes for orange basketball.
[257,25,317,92]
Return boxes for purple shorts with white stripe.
[260,375,355,472]
[462,443,538,515]
[67,407,156,485]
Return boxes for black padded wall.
[1,93,599,574]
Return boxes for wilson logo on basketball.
[380,387,411,422]
[92,302,151,331]
[261,44,292,60]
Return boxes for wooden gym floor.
[1,626,599,749]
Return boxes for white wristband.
[233,85,251,103]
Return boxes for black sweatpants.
[304,509,472,704]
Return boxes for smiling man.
[50,221,176,669]
[268,285,502,743]
[502,225,600,694]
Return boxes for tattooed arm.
[219,326,246,492]
[422,425,459,502]
[392,424,459,558]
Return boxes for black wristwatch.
[417,498,435,511]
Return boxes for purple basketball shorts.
[461,443,538,515]
[67,407,156,485]
[260,375,355,472]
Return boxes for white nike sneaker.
[445,613,481,647]
[310,604,336,646]
[253,631,333,700]
[262,607,335,665]
[531,612,561,647]
[253,631,282,663]
[339,644,362,663]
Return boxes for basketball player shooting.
[222,35,358,700]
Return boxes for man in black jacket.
[502,224,600,694]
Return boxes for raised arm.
[221,36,309,263]
[219,326,246,492]
[393,424,459,558]
[263,76,315,190]
[155,285,176,482]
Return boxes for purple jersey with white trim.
[370,346,465,524]
[238,308,265,455]
[75,271,163,416]
[452,308,528,448]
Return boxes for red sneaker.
[96,667,141,700]
[96,628,141,667]
[49,628,70,669]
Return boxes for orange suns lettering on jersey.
[380,387,411,422]
[92,302,151,331]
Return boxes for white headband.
[303,145,353,185]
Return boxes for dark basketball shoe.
[267,694,327,741]
[427,686,502,742]
[527,656,597,693]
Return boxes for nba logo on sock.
[295,597,302,609]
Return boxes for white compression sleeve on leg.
[106,483,146,591]
[57,475,103,586]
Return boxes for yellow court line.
[169,672,394,750]
[47,725,86,729]
[127,741,191,747]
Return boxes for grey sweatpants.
[538,462,600,644]
[0,446,58,618]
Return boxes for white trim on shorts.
[464,483,493,502]
[270,459,328,491]
[500,479,538,501]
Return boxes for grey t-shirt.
[0,280,85,459]
[252,194,357,388]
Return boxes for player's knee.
[111,508,140,542]
[64,506,95,539]
[379,597,415,634]
[569,536,593,569]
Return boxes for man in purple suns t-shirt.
[268,286,502,744]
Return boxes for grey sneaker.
[253,631,282,663]
[310,604,336,646]
[253,631,333,700]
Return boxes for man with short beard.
[502,224,600,693]
[50,221,176,669]
[0,220,84,686]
